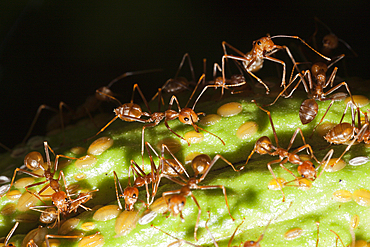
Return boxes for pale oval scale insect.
[1,203,16,216]
[332,190,352,203]
[93,205,121,221]
[114,210,139,238]
[17,190,40,212]
[150,195,171,214]
[157,138,182,154]
[316,122,336,137]
[15,213,38,223]
[22,227,48,247]
[81,222,95,231]
[345,95,370,107]
[6,190,22,200]
[199,114,221,126]
[351,214,360,229]
[39,186,56,201]
[59,218,80,235]
[71,146,87,155]
[14,177,35,189]
[74,155,97,169]
[74,173,86,181]
[236,121,258,140]
[217,102,242,117]
[323,158,346,172]
[353,240,368,247]
[294,178,312,190]
[184,131,204,144]
[42,239,60,247]
[268,178,286,190]
[349,156,369,166]
[353,189,370,206]
[78,234,104,247]
[87,137,114,155]
[284,228,303,240]
[139,210,158,225]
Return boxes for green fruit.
[1,81,370,246]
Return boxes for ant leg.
[267,158,285,201]
[131,84,152,114]
[163,120,190,146]
[199,154,238,179]
[252,100,279,147]
[113,171,124,210]
[317,149,334,179]
[189,193,202,241]
[22,104,59,145]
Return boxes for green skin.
[1,80,370,246]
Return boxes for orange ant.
[214,34,331,95]
[4,141,77,201]
[324,103,370,168]
[94,74,225,156]
[31,188,97,229]
[151,53,196,101]
[0,222,19,247]
[239,101,323,201]
[113,142,162,210]
[266,59,354,135]
[161,151,236,240]
[310,17,358,59]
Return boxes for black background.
[0,1,369,149]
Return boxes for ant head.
[24,151,44,171]
[298,161,316,180]
[52,191,69,213]
[179,108,199,125]
[255,136,273,155]
[191,154,211,177]
[311,62,328,78]
[168,194,186,217]
[96,86,114,102]
[253,36,275,53]
[322,33,339,50]
[123,186,139,211]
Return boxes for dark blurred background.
[0,0,369,150]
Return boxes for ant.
[94,74,225,157]
[113,142,162,211]
[31,188,97,229]
[212,34,331,96]
[239,101,323,201]
[161,151,236,240]
[151,53,196,102]
[266,58,354,136]
[310,17,358,59]
[0,222,19,247]
[4,141,77,201]
[324,103,370,168]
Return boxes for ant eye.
[133,193,137,198]
[184,117,189,122]
[312,164,315,168]
[257,41,261,45]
